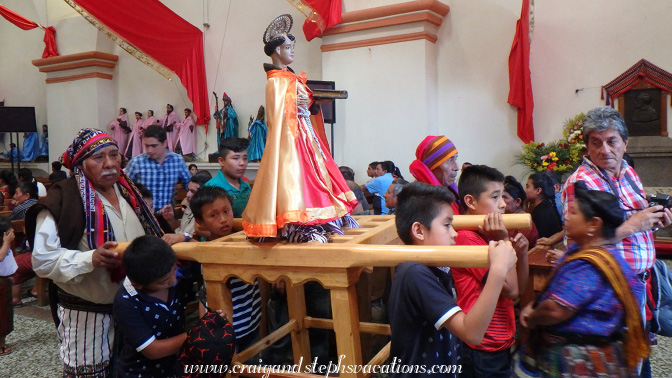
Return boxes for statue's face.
[275,35,295,65]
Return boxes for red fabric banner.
[507,0,534,143]
[297,0,342,41]
[0,5,59,58]
[72,0,210,127]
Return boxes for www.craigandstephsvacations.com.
[182,355,462,377]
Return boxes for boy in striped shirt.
[190,186,262,359]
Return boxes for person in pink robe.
[145,109,158,129]
[125,111,145,159]
[108,108,130,153]
[159,104,180,151]
[176,108,196,157]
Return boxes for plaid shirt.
[562,157,654,274]
[124,152,191,211]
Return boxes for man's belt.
[57,288,113,314]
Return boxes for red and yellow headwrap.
[409,135,458,186]
[61,128,117,170]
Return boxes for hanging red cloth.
[70,0,211,127]
[0,5,59,58]
[507,0,534,143]
[287,0,342,41]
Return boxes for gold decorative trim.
[285,0,327,35]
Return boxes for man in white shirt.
[27,128,163,378]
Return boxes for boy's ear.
[410,221,426,242]
[463,194,478,211]
[535,186,542,196]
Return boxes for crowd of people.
[1,12,671,378]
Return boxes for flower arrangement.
[516,113,586,173]
[562,113,586,146]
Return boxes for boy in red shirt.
[452,165,529,378]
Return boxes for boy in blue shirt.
[362,161,394,214]
[387,182,517,378]
[113,235,186,378]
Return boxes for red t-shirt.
[451,230,515,352]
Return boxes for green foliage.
[516,113,586,173]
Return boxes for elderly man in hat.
[409,135,461,214]
[27,128,163,378]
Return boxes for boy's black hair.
[0,215,10,234]
[395,182,455,245]
[528,171,555,200]
[143,125,167,143]
[16,181,38,199]
[339,166,355,181]
[135,183,152,200]
[503,175,526,203]
[123,235,176,286]
[188,164,198,171]
[190,186,233,221]
[190,171,213,186]
[458,165,505,213]
[368,161,379,170]
[52,161,62,171]
[377,161,394,174]
[18,168,33,182]
[219,137,249,159]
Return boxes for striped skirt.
[57,305,114,378]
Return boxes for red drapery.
[0,5,59,58]
[507,0,534,144]
[288,0,342,41]
[71,0,210,127]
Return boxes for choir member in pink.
[144,109,158,131]
[177,108,196,157]
[125,111,145,158]
[159,104,180,151]
[108,108,130,153]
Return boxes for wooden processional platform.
[117,214,530,378]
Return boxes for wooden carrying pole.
[112,214,531,378]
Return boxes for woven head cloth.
[409,135,458,186]
[62,128,117,170]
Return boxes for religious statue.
[247,105,267,162]
[242,14,358,238]
[36,124,49,162]
[213,92,239,148]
